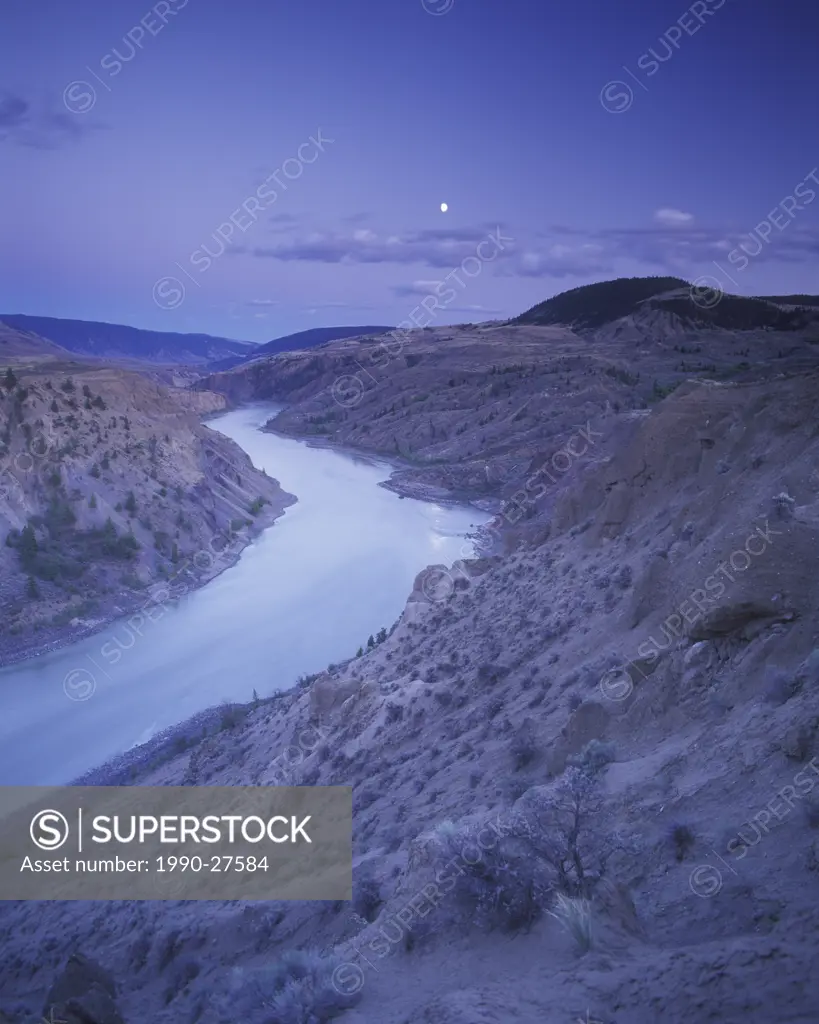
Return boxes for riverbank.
[0,492,293,671]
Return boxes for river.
[0,406,489,786]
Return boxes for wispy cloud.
[654,207,694,226]
[232,208,819,289]
[0,90,107,149]
[248,224,514,270]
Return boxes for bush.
[228,950,361,1024]
[425,817,547,933]
[352,871,382,922]
[510,722,537,771]
[568,739,616,775]
[219,703,247,730]
[668,822,696,861]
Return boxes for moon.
[440,202,448,212]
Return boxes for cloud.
[246,299,281,307]
[268,212,302,228]
[249,224,515,270]
[392,280,449,297]
[654,207,694,226]
[0,89,107,149]
[0,92,29,129]
[235,209,819,290]
[303,300,379,311]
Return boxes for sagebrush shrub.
[228,950,360,1024]
[568,739,615,775]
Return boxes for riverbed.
[0,406,489,785]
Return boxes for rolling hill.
[207,325,393,371]
[515,277,819,334]
[0,314,257,366]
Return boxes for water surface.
[0,406,488,785]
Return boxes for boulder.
[44,954,124,1024]
[688,600,787,641]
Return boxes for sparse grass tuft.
[548,892,593,952]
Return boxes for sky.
[1,0,818,344]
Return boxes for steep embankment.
[0,354,294,666]
[4,371,819,1023]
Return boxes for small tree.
[19,524,38,566]
[367,635,375,649]
[26,575,40,599]
[124,491,137,515]
[3,368,17,391]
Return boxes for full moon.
[440,202,448,212]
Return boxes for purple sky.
[2,0,818,343]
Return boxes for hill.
[515,277,819,334]
[515,276,690,329]
[0,360,293,665]
[207,325,393,371]
[0,322,72,361]
[757,294,819,307]
[0,314,256,366]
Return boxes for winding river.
[0,406,489,786]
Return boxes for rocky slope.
[197,286,819,528]
[3,363,819,1022]
[0,351,294,666]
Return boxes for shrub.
[568,739,616,775]
[424,817,547,933]
[510,722,537,771]
[615,565,633,589]
[668,822,696,861]
[219,703,247,730]
[773,492,796,520]
[352,871,382,922]
[548,892,593,952]
[420,770,611,935]
[228,950,361,1024]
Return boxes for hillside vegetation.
[0,351,293,665]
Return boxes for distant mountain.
[515,276,819,334]
[0,314,256,366]
[207,325,393,371]
[0,322,72,361]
